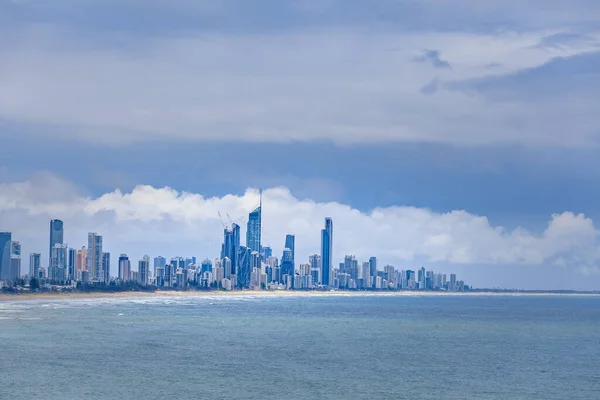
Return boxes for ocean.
[0,293,598,399]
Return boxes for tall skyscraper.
[154,256,166,277]
[0,232,10,281]
[309,254,321,285]
[29,253,41,279]
[49,243,67,282]
[320,218,333,286]
[221,223,241,274]
[10,241,21,282]
[76,247,87,273]
[102,252,111,283]
[118,254,131,282]
[236,246,251,287]
[246,193,262,253]
[369,257,377,283]
[68,248,76,281]
[284,234,295,265]
[49,219,64,268]
[261,246,272,259]
[138,255,149,285]
[87,233,103,281]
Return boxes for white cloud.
[1,175,599,285]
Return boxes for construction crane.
[226,213,233,227]
[217,212,227,230]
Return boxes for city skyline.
[0,199,470,292]
[0,184,599,290]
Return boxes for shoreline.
[1,290,599,302]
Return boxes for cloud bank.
[1,1,600,147]
[1,174,599,288]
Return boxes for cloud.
[414,50,452,69]
[1,175,599,288]
[1,3,600,147]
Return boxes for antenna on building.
[259,188,263,210]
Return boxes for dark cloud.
[414,50,452,69]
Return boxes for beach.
[1,289,598,302]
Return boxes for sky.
[1,0,600,290]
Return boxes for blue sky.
[1,0,600,289]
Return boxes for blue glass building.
[321,218,333,286]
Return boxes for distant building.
[29,253,41,279]
[0,232,12,282]
[49,243,68,282]
[246,193,262,253]
[102,252,111,283]
[49,220,64,270]
[309,254,321,285]
[153,256,166,278]
[321,218,333,286]
[138,255,149,285]
[118,254,131,282]
[68,248,76,281]
[87,233,103,281]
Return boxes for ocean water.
[0,294,599,400]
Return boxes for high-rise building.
[11,241,21,257]
[138,255,149,285]
[68,248,76,281]
[102,252,111,283]
[9,240,22,281]
[369,257,377,284]
[49,243,68,282]
[309,254,321,285]
[0,232,10,282]
[76,247,87,273]
[221,223,240,273]
[246,194,262,253]
[236,246,251,287]
[118,254,131,282]
[281,248,294,277]
[200,259,213,274]
[261,246,272,259]
[321,218,333,286]
[154,256,166,278]
[49,219,64,269]
[29,253,41,279]
[87,233,103,281]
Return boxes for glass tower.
[49,219,64,270]
[321,218,333,286]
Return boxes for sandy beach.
[1,289,598,302]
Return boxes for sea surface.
[1,294,599,400]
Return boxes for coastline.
[1,290,599,302]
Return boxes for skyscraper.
[0,232,10,281]
[321,218,333,286]
[87,233,103,281]
[118,254,131,282]
[369,257,377,283]
[246,193,262,253]
[221,223,241,273]
[10,241,21,282]
[29,253,41,279]
[138,255,149,285]
[154,256,166,277]
[49,219,64,269]
[102,252,111,283]
[49,243,67,282]
[284,234,295,264]
[68,248,76,281]
[309,254,321,285]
